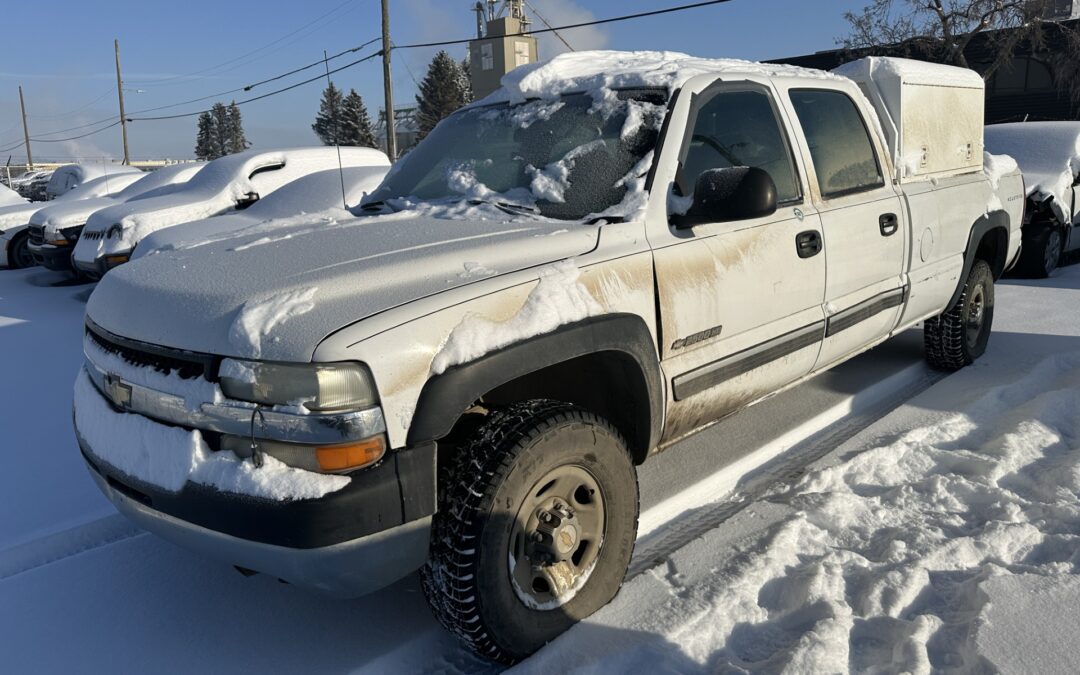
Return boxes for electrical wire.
[393,0,736,50]
[128,0,360,86]
[30,121,122,143]
[523,1,575,52]
[27,89,114,121]
[129,50,383,121]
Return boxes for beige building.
[469,1,539,99]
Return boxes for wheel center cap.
[556,526,578,555]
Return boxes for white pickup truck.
[74,52,1023,663]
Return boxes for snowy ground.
[1,263,1078,673]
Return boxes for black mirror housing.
[673,167,778,229]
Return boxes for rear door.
[787,88,906,370]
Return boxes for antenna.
[323,50,348,210]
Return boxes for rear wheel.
[924,259,994,371]
[421,400,638,664]
[1017,225,1063,278]
[7,232,33,269]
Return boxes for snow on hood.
[0,173,139,232]
[74,147,389,261]
[86,211,598,361]
[31,163,204,233]
[0,183,25,207]
[478,50,842,106]
[45,163,142,199]
[131,166,388,260]
[985,122,1080,223]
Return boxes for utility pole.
[380,0,397,162]
[114,39,130,165]
[18,86,32,169]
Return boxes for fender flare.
[406,313,664,459]
[946,211,1010,312]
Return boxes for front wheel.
[924,259,994,371]
[421,400,639,664]
[7,232,34,269]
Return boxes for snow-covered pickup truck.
[74,51,1023,663]
[71,147,390,278]
[985,121,1080,277]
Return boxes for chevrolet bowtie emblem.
[104,373,133,409]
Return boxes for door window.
[677,88,802,204]
[789,89,885,198]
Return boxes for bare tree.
[842,1,1080,105]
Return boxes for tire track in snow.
[0,514,145,581]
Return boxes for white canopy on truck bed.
[835,57,985,183]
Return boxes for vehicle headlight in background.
[219,359,378,412]
[46,226,83,246]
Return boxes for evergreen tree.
[415,51,471,140]
[226,101,250,154]
[458,58,474,105]
[312,82,345,145]
[194,111,219,161]
[209,103,231,158]
[341,89,377,148]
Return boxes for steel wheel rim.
[965,283,986,349]
[1046,230,1062,275]
[508,464,606,610]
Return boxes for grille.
[82,230,105,241]
[27,225,44,246]
[86,325,214,381]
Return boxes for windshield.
[366,90,667,221]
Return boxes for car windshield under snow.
[368,90,667,221]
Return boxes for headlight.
[219,359,378,412]
[46,225,83,245]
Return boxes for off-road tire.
[924,259,994,371]
[421,400,639,664]
[1017,224,1063,278]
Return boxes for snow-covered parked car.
[72,147,389,278]
[75,52,1023,662]
[28,163,204,274]
[10,170,51,199]
[0,182,26,207]
[132,164,389,260]
[1,172,145,270]
[44,163,143,201]
[985,121,1080,277]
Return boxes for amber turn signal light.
[315,436,386,472]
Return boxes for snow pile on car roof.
[484,50,841,105]
[985,122,1080,223]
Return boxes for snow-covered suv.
[74,52,1024,663]
[71,147,390,278]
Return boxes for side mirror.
[673,167,778,229]
[236,191,260,209]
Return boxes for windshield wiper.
[358,200,398,214]
[467,199,542,216]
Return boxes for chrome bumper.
[82,354,387,446]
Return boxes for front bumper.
[29,241,75,271]
[83,450,433,597]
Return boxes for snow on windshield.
[367,93,666,222]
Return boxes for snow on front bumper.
[74,369,350,501]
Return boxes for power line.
[128,0,361,87]
[241,38,380,92]
[27,89,114,121]
[129,50,383,121]
[30,121,122,143]
[523,1,575,52]
[393,0,736,50]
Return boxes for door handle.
[796,230,822,259]
[879,213,899,237]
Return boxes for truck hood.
[86,212,598,361]
[30,196,118,232]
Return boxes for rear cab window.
[788,89,885,199]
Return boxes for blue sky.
[0,0,868,161]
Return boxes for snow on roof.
[985,121,1080,223]
[480,50,844,106]
[0,183,25,207]
[834,56,985,90]
[45,163,142,198]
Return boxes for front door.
[654,81,827,443]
